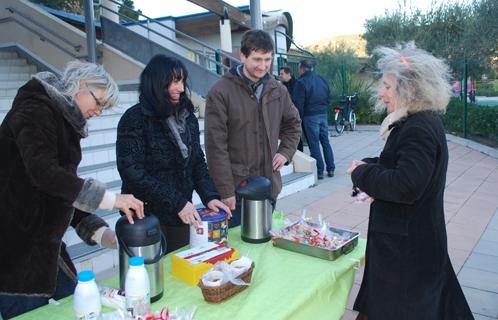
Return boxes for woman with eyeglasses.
[0,60,144,319]
[116,54,231,253]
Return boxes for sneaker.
[317,174,324,180]
[327,171,335,177]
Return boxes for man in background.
[293,60,335,179]
[279,66,306,152]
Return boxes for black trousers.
[160,224,190,254]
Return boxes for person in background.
[279,66,297,96]
[293,60,335,179]
[205,30,301,227]
[0,61,144,319]
[279,66,306,152]
[116,54,230,253]
[348,43,473,320]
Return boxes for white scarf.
[379,108,408,140]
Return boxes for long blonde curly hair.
[373,42,452,115]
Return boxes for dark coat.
[0,80,107,296]
[116,101,219,226]
[292,70,330,119]
[351,111,473,320]
[282,76,297,98]
[205,70,301,200]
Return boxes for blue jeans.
[0,269,76,319]
[303,114,335,174]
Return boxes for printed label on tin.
[189,208,228,248]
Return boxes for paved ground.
[476,96,498,106]
[275,125,498,320]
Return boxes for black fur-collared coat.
[0,79,108,296]
[351,111,473,319]
[116,100,219,226]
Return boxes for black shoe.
[327,171,335,177]
[318,174,324,180]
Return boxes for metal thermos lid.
[115,215,161,247]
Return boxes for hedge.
[443,98,498,146]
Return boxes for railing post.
[463,55,468,138]
[84,0,97,62]
[215,51,222,75]
[277,56,284,72]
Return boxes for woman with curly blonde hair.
[348,43,473,320]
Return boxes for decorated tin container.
[189,208,229,248]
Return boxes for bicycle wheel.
[348,110,356,131]
[334,111,345,135]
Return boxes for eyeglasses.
[87,88,106,112]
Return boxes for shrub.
[443,98,498,146]
[475,80,498,97]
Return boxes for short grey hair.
[373,42,452,114]
[61,60,119,109]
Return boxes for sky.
[132,0,451,47]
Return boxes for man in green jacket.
[205,30,302,227]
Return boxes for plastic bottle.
[73,270,101,320]
[125,256,151,319]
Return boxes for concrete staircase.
[0,49,316,277]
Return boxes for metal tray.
[271,222,359,261]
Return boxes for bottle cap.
[129,256,145,266]
[77,270,95,282]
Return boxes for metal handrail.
[100,0,240,68]
[0,17,82,59]
[100,5,226,71]
[6,7,82,52]
[274,30,314,58]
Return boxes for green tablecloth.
[15,228,365,320]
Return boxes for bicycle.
[333,94,358,135]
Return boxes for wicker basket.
[198,262,255,303]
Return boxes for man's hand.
[272,153,288,171]
[207,199,232,218]
[222,196,236,211]
[178,202,202,227]
[114,194,145,224]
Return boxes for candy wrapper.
[101,305,197,320]
[270,214,351,251]
[351,186,373,203]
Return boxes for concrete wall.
[126,19,189,58]
[0,0,143,80]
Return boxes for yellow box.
[171,245,239,286]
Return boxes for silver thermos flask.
[115,215,167,302]
[236,176,273,243]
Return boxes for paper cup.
[202,270,224,287]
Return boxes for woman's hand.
[207,199,232,219]
[222,196,236,211]
[101,228,117,249]
[178,202,202,227]
[347,160,366,175]
[114,194,145,224]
